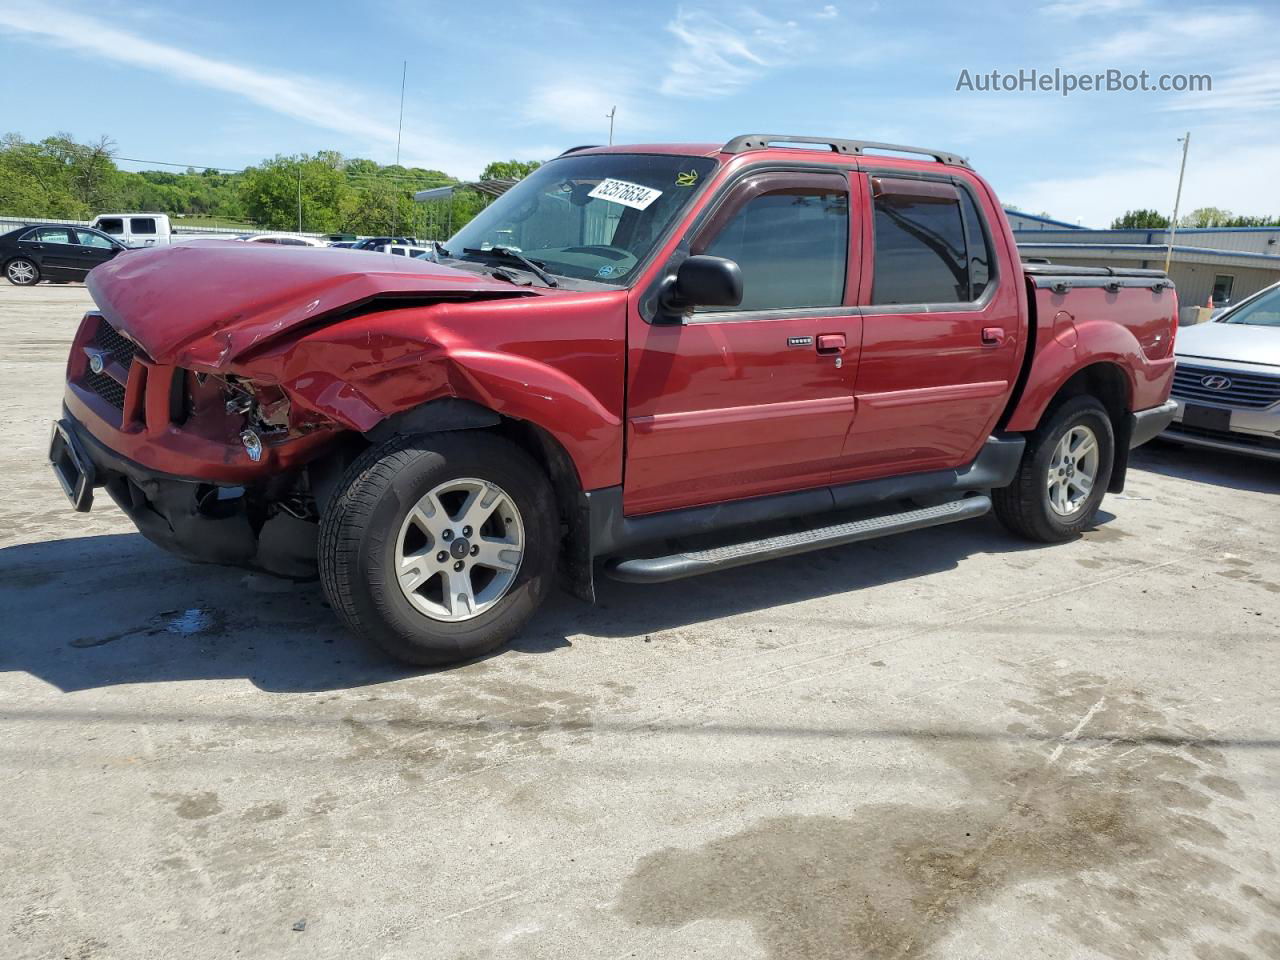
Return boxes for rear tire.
[319,432,558,666]
[5,258,39,286]
[994,396,1115,543]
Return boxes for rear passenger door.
[625,169,861,515]
[20,227,81,280]
[836,173,1022,483]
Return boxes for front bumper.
[50,410,318,577]
[1164,397,1280,461]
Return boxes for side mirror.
[657,255,743,321]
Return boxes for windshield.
[444,153,718,285]
[1221,284,1280,327]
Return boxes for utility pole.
[297,162,303,232]
[1164,131,1190,273]
[395,60,407,166]
[606,106,616,145]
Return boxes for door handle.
[981,326,1005,345]
[816,333,846,353]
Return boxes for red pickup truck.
[50,135,1178,665]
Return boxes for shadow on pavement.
[1132,439,1280,495]
[0,511,1078,695]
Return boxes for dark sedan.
[1,224,128,286]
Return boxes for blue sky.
[1,0,1277,226]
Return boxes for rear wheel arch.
[1038,361,1133,493]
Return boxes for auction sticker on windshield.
[588,178,663,211]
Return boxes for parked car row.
[2,219,431,286]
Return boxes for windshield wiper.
[462,246,558,287]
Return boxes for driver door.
[70,229,120,276]
[624,169,862,515]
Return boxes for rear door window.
[870,178,995,305]
[28,227,75,244]
[130,218,157,235]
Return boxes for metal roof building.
[1013,222,1280,320]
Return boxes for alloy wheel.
[394,477,525,622]
[1046,425,1099,517]
[7,260,36,284]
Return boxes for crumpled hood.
[1176,319,1280,368]
[86,240,541,368]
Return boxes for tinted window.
[28,227,74,244]
[872,188,968,305]
[97,218,123,235]
[699,187,848,312]
[75,230,116,249]
[960,190,992,300]
[130,218,157,234]
[1212,274,1234,303]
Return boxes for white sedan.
[240,234,327,247]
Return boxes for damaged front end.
[56,242,551,578]
[60,310,349,578]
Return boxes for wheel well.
[1045,362,1133,493]
[493,417,594,602]
[320,403,594,601]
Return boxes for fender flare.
[362,397,501,444]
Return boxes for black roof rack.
[722,135,968,167]
[558,144,602,156]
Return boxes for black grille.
[93,317,142,367]
[84,370,125,409]
[1171,363,1280,409]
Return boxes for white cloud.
[660,7,806,99]
[1060,8,1266,66]
[0,5,493,176]
[1041,0,1145,19]
[1008,137,1280,228]
[815,4,840,19]
[1163,62,1280,114]
[521,77,656,137]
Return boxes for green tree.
[480,159,541,181]
[239,152,351,231]
[1110,209,1170,229]
[1180,207,1233,228]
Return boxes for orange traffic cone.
[1206,294,1214,309]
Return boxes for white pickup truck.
[89,213,175,247]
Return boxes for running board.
[605,495,992,584]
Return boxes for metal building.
[1008,213,1280,320]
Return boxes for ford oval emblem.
[1200,374,1232,391]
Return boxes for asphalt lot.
[1,282,1278,960]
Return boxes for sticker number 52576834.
[587,178,664,211]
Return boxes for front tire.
[994,396,1115,543]
[319,432,559,666]
[5,258,40,286]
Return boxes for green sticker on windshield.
[676,170,699,187]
